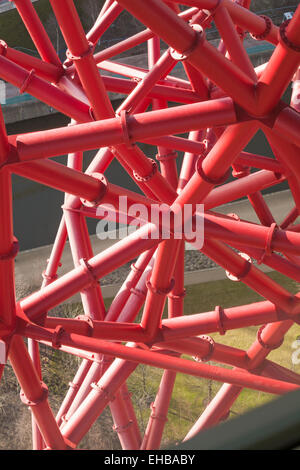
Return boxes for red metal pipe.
[0,41,63,83]
[236,152,285,173]
[184,383,241,438]
[56,359,92,427]
[49,0,113,121]
[0,106,16,334]
[204,170,285,210]
[247,191,276,226]
[12,159,161,211]
[91,6,198,64]
[117,49,177,115]
[203,211,300,257]
[12,0,61,66]
[201,238,295,313]
[11,97,236,161]
[22,326,299,397]
[257,5,300,113]
[140,239,182,339]
[170,122,258,216]
[27,338,44,450]
[106,248,155,322]
[86,2,123,45]
[98,59,191,89]
[165,0,279,44]
[8,336,66,449]
[274,106,300,150]
[161,300,288,340]
[20,224,158,321]
[116,0,257,114]
[214,4,256,82]
[141,369,177,450]
[63,210,106,321]
[61,358,139,446]
[177,130,204,191]
[0,56,90,123]
[157,337,248,370]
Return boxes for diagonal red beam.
[12,0,61,66]
[0,56,90,123]
[0,41,63,83]
[86,1,123,46]
[49,0,113,120]
[8,335,66,449]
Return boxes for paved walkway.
[15,190,294,300]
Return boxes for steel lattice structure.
[1,0,300,450]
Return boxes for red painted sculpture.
[0,0,300,450]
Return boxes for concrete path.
[15,190,295,300]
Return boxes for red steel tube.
[171,122,257,216]
[49,0,113,120]
[0,56,90,123]
[177,130,203,191]
[273,106,300,150]
[236,152,285,173]
[116,0,257,114]
[140,239,182,339]
[11,97,236,161]
[161,300,289,341]
[204,170,285,210]
[0,41,63,83]
[165,0,279,44]
[247,191,275,226]
[141,369,177,450]
[86,2,123,45]
[8,336,66,449]
[106,248,155,322]
[201,238,295,313]
[56,359,92,427]
[27,339,44,450]
[214,4,256,82]
[63,210,106,322]
[92,6,198,64]
[61,358,139,446]
[183,316,297,435]
[19,224,159,321]
[12,0,61,66]
[22,327,299,397]
[12,159,160,211]
[98,59,191,89]
[184,382,242,437]
[159,337,248,370]
[256,7,300,115]
[102,74,200,103]
[203,211,300,257]
[117,49,177,115]
[0,106,16,333]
